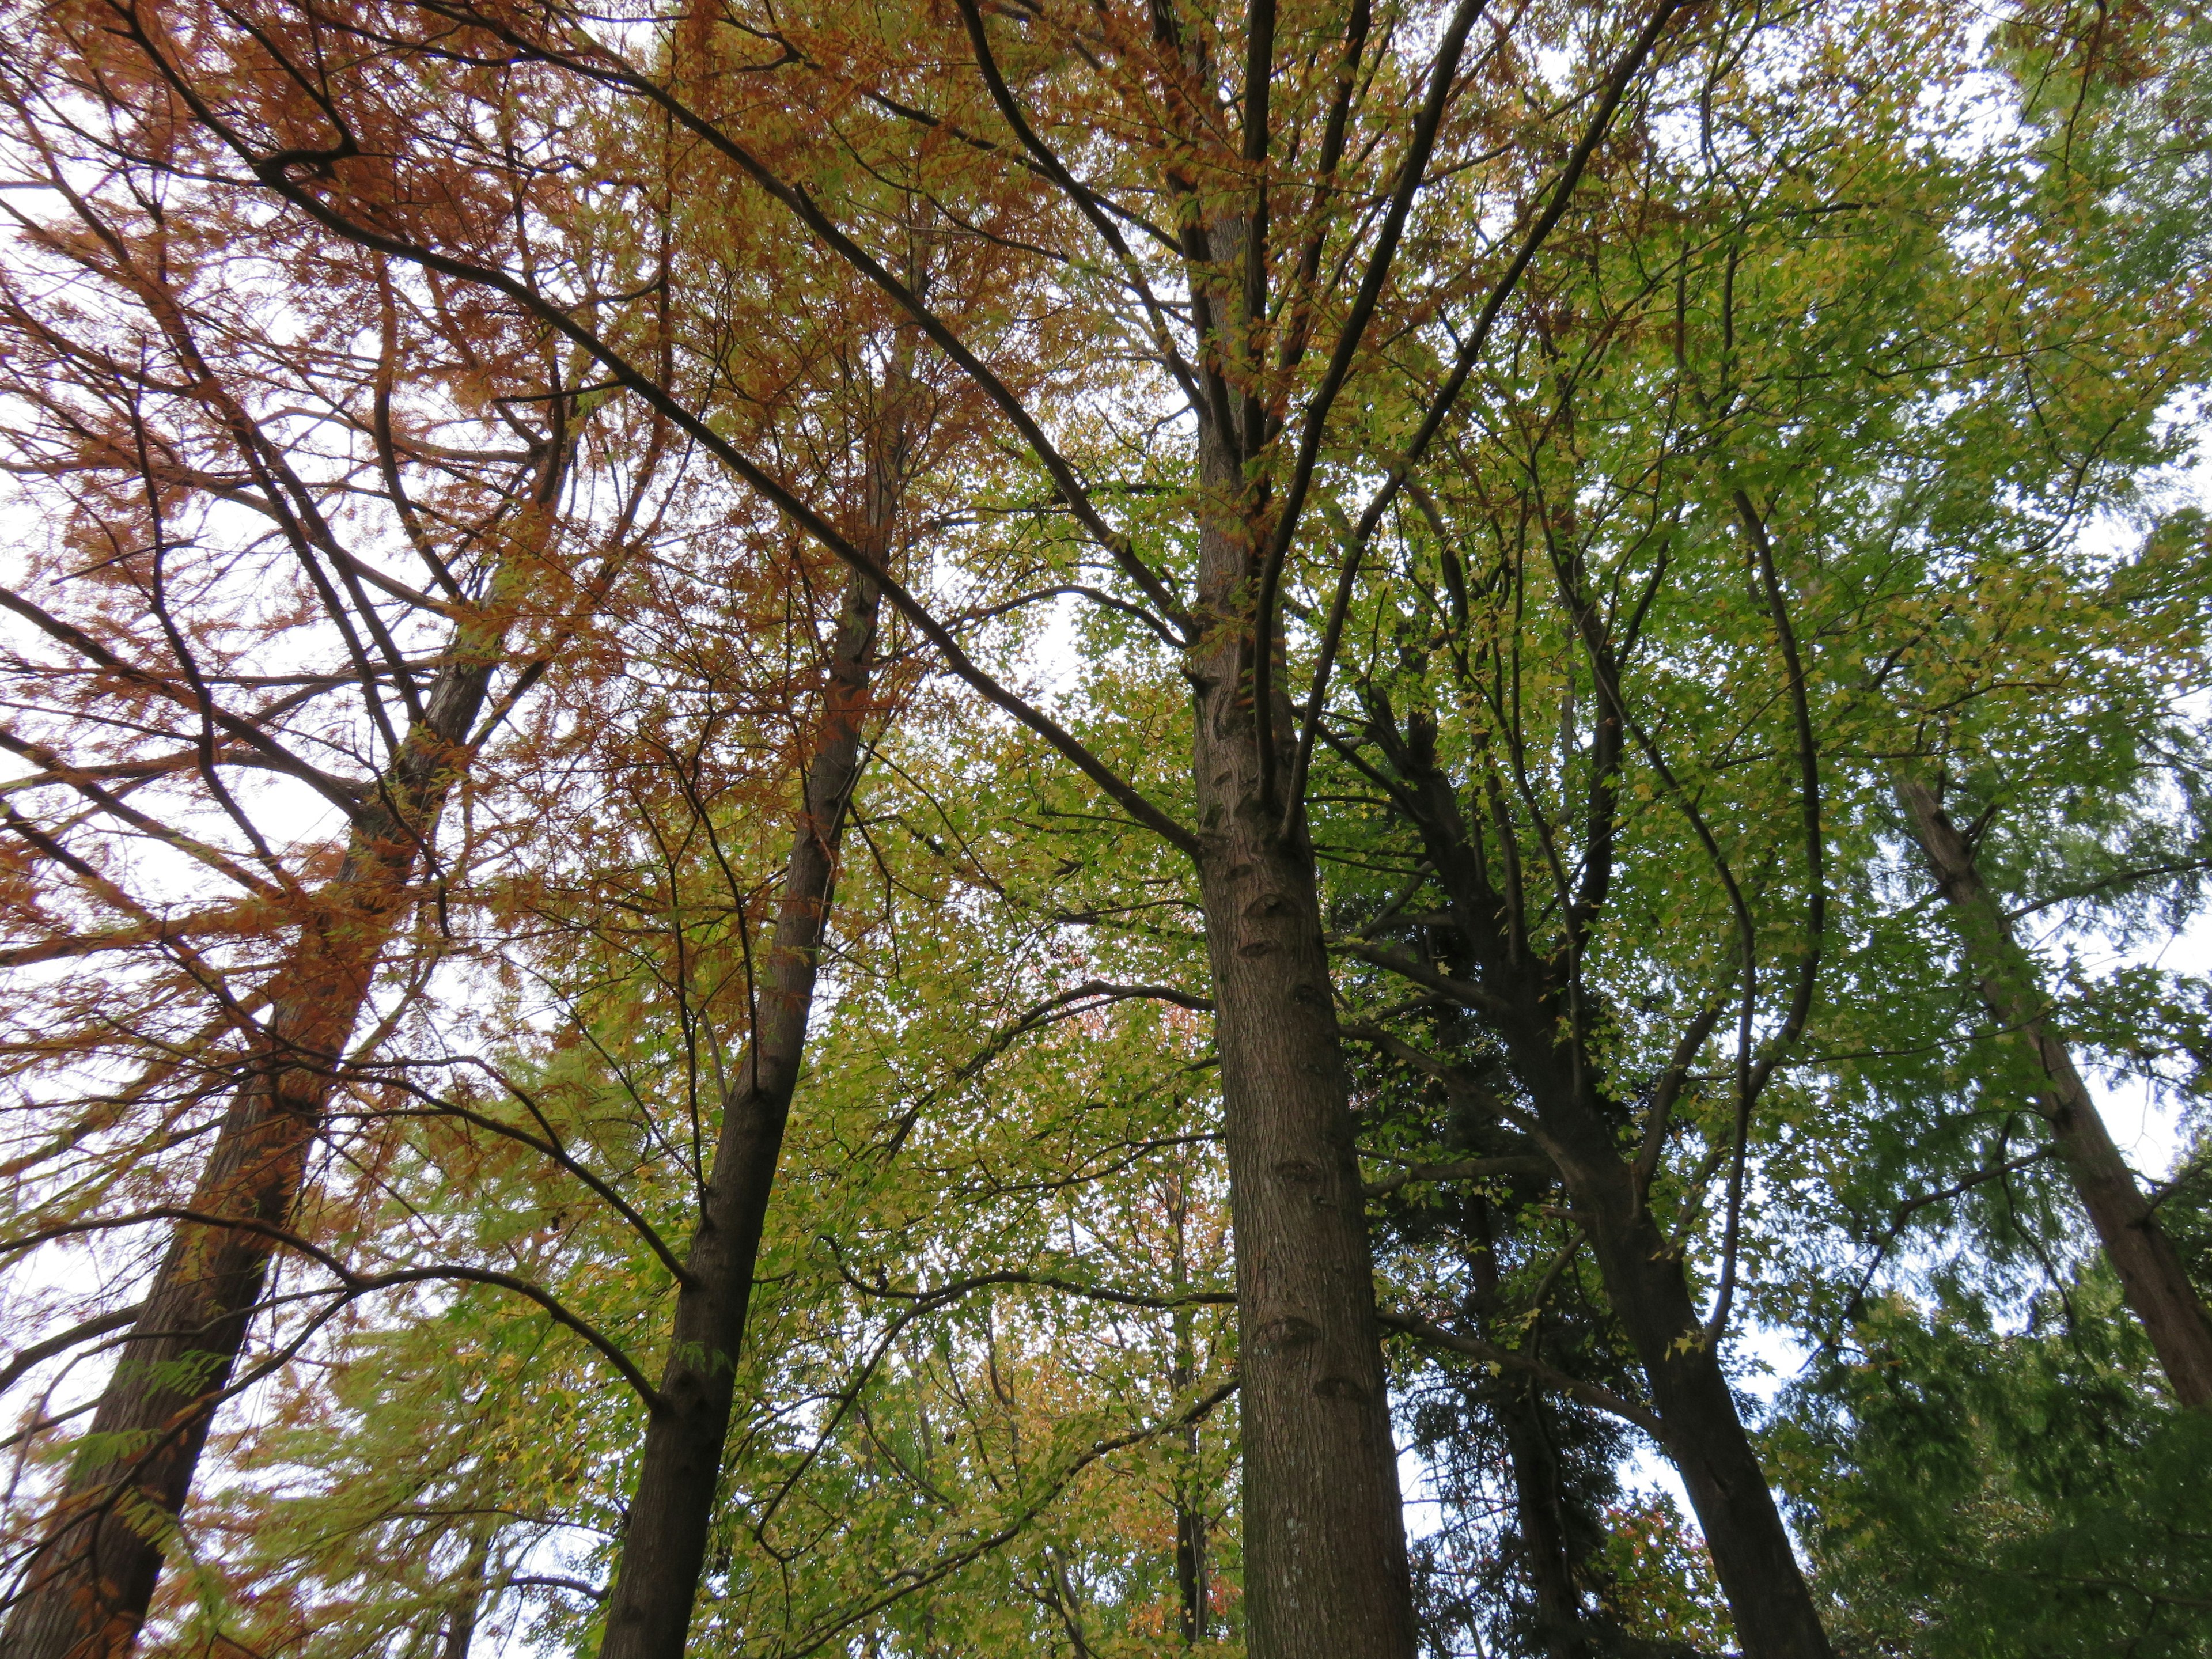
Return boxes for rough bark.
[2,606,520,1659]
[1186,418,1416,1659]
[1897,776,2212,1408]
[591,550,887,1659]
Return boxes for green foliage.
[1777,1269,2212,1657]
[11,2,2212,1657]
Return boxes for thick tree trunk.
[1186,421,1416,1659]
[1897,777,2212,1408]
[2,634,511,1659]
[591,556,884,1659]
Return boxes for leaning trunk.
[1494,1384,1588,1659]
[1171,1453,1208,1646]
[2,623,514,1659]
[1185,420,1416,1659]
[1897,776,2212,1408]
[591,554,884,1659]
[1530,1098,1832,1659]
[1467,1202,1589,1659]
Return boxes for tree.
[7,1,2212,1656]
[0,34,673,1651]
[86,1,1719,1647]
[1896,777,2212,1406]
[1304,0,2209,1646]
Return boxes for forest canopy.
[0,1,2209,1656]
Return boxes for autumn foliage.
[3,2,2211,1658]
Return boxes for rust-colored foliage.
[0,7,1046,1654]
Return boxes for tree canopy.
[1,1,2209,1657]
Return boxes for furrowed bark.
[1187,419,1416,1659]
[592,529,889,1659]
[2,600,522,1659]
[1897,776,2212,1408]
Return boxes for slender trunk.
[436,1525,495,1659]
[1385,744,1831,1658]
[1187,419,1415,1659]
[1897,777,2212,1408]
[1530,1094,1828,1659]
[591,551,885,1659]
[1468,1203,1589,1659]
[1497,1387,1587,1659]
[1167,1179,1207,1645]
[2,623,514,1659]
[1172,1462,1207,1646]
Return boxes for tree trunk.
[591,550,885,1659]
[1167,1176,1209,1646]
[2,619,516,1659]
[1381,739,1833,1659]
[1172,1472,1208,1646]
[1468,1203,1590,1659]
[1529,1101,1831,1659]
[436,1525,495,1659]
[1896,776,2212,1408]
[1186,419,1416,1659]
[1497,1386,1589,1659]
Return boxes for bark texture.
[2,615,516,1659]
[592,553,887,1659]
[1187,419,1416,1659]
[1897,776,2212,1408]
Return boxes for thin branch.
[1377,1309,1668,1441]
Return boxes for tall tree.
[593,358,909,1659]
[1896,777,2212,1407]
[1294,0,2196,1643]
[9,2,2212,1657]
[0,35,673,1655]
[93,2,1710,1647]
